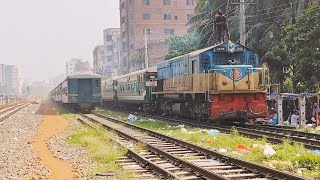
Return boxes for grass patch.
[68,125,134,179]
[96,109,320,179]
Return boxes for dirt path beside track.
[33,101,76,180]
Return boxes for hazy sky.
[0,0,119,81]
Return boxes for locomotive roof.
[67,73,101,79]
[165,42,256,62]
[112,66,157,80]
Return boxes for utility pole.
[239,0,246,46]
[144,28,149,69]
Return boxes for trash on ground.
[236,144,253,152]
[263,144,276,157]
[218,148,227,153]
[253,144,264,149]
[181,128,188,133]
[206,138,216,145]
[208,129,220,137]
[128,114,138,122]
[307,149,320,155]
[177,125,185,128]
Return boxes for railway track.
[102,110,320,150]
[0,102,30,121]
[79,113,306,180]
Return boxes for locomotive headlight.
[222,70,227,75]
[222,81,228,86]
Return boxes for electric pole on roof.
[239,0,246,46]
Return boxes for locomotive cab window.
[214,53,245,65]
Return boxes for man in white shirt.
[291,110,299,127]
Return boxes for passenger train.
[49,74,102,111]
[102,42,269,123]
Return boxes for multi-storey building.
[119,0,196,72]
[66,58,81,76]
[93,45,105,75]
[103,28,121,77]
[0,65,19,95]
[74,61,91,74]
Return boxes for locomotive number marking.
[231,69,242,81]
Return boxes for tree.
[165,32,200,60]
[265,0,320,92]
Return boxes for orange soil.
[33,101,76,180]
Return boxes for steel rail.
[112,110,320,150]
[93,112,307,180]
[81,114,229,180]
[77,116,177,179]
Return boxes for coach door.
[78,79,92,102]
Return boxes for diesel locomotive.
[49,74,102,111]
[102,42,269,123]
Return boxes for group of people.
[266,103,320,127]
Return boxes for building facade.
[93,45,105,75]
[103,28,121,77]
[66,58,81,76]
[0,64,19,95]
[119,0,196,72]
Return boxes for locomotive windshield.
[214,53,245,65]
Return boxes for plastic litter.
[177,125,185,128]
[253,144,264,149]
[218,148,227,153]
[307,149,320,155]
[128,114,138,122]
[206,138,216,145]
[181,128,188,133]
[263,144,276,157]
[236,144,253,152]
[208,129,220,137]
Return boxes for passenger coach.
[50,74,102,111]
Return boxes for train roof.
[67,73,101,79]
[112,66,157,80]
[164,42,256,62]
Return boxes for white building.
[103,28,121,77]
[66,58,81,76]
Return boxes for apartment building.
[119,0,196,72]
[93,45,105,75]
[0,64,19,95]
[103,28,121,77]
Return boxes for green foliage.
[265,1,320,92]
[165,31,200,59]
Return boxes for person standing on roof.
[213,9,230,44]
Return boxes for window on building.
[121,16,126,24]
[107,45,113,51]
[144,28,151,35]
[187,14,194,20]
[163,0,171,5]
[187,0,194,5]
[142,0,150,5]
[164,28,174,35]
[164,14,172,20]
[107,56,113,62]
[106,35,112,41]
[142,13,150,20]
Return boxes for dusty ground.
[32,101,76,180]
